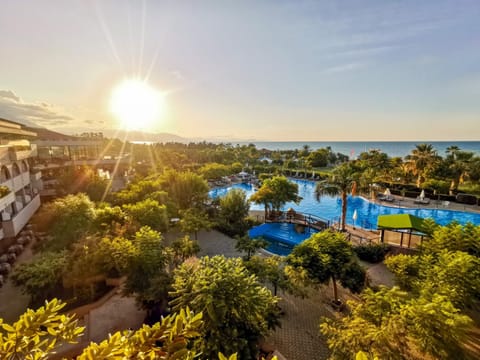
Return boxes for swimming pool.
[209,179,480,228]
[249,223,318,256]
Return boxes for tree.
[306,148,329,168]
[320,286,473,360]
[386,250,480,309]
[123,198,169,232]
[160,170,209,211]
[250,176,300,219]
[0,299,268,360]
[93,204,128,234]
[171,235,201,267]
[0,299,84,359]
[315,162,357,231]
[235,235,268,261]
[288,230,365,304]
[56,165,109,201]
[421,221,480,257]
[217,188,252,236]
[245,255,301,296]
[169,256,280,359]
[199,162,231,180]
[114,178,165,205]
[11,251,68,304]
[179,208,212,240]
[405,144,440,187]
[124,227,172,316]
[32,193,96,251]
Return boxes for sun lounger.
[414,197,430,204]
[378,194,394,202]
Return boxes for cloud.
[322,63,364,74]
[0,90,20,102]
[0,89,75,127]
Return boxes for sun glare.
[110,79,164,130]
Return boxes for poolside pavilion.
[377,214,430,249]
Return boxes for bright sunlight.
[110,79,164,130]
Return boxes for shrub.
[354,243,390,263]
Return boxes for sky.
[0,0,479,141]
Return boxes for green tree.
[218,188,253,236]
[0,299,266,360]
[235,235,268,261]
[114,178,165,205]
[315,162,357,231]
[421,221,480,257]
[170,256,280,359]
[179,208,212,240]
[33,193,96,251]
[124,227,172,315]
[11,251,68,304]
[123,198,169,232]
[288,230,365,304]
[386,250,480,309]
[199,162,231,180]
[405,144,440,187]
[320,286,473,360]
[250,176,300,219]
[93,204,128,234]
[96,235,137,277]
[171,235,201,267]
[160,170,209,211]
[56,165,109,201]
[245,255,300,296]
[0,299,84,359]
[306,148,329,168]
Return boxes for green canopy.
[377,214,429,234]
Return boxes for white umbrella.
[420,189,425,200]
[384,188,391,196]
[352,210,358,229]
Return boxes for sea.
[239,141,480,159]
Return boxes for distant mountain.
[102,129,188,143]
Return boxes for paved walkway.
[0,241,34,323]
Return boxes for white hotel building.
[0,118,41,251]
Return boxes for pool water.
[209,179,480,228]
[249,223,318,256]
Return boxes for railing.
[265,210,330,230]
[2,194,41,237]
[9,147,37,161]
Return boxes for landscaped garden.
[1,141,480,359]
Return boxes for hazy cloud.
[322,63,364,74]
[0,89,75,127]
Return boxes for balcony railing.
[0,191,15,210]
[9,147,37,161]
[2,194,41,238]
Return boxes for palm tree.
[446,145,460,160]
[448,151,474,193]
[405,144,440,187]
[315,162,357,231]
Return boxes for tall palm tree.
[448,151,473,192]
[405,144,440,187]
[315,162,357,231]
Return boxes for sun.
[110,79,164,130]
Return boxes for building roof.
[377,214,430,233]
[26,127,102,146]
[0,118,37,137]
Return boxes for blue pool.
[209,179,480,228]
[249,223,318,256]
